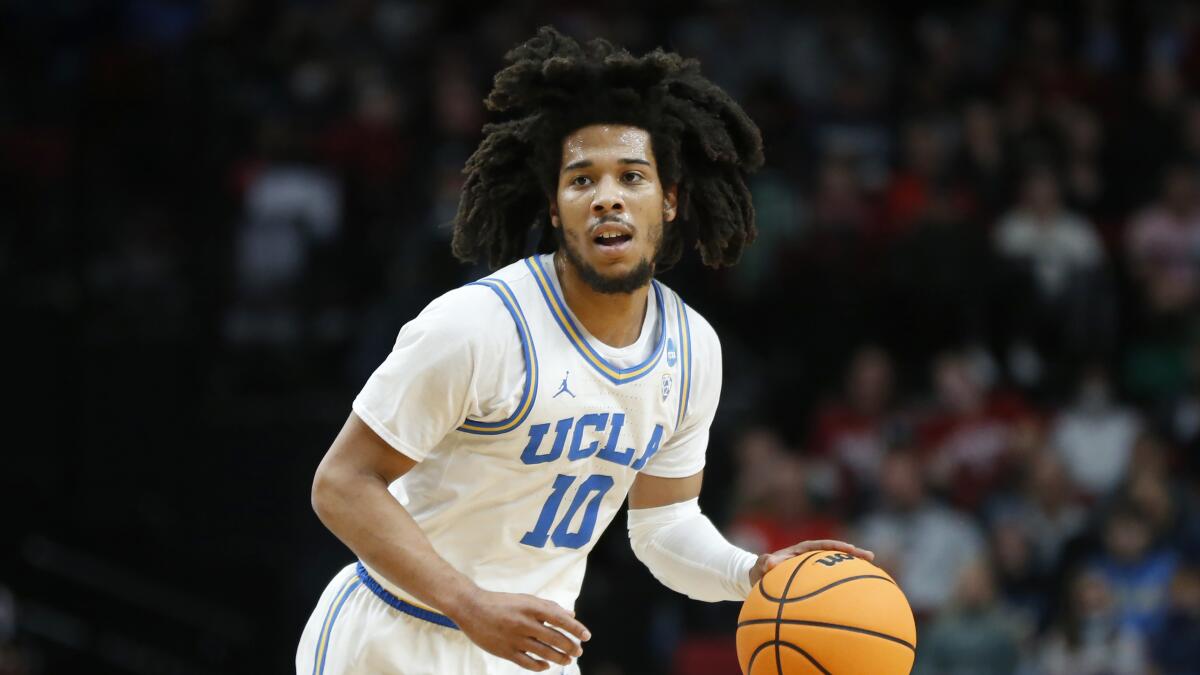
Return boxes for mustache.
[589,214,633,230]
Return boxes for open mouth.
[594,231,633,247]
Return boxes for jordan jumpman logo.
[554,370,576,398]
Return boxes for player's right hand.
[449,589,591,672]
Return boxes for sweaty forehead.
[561,124,654,167]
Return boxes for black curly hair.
[452,26,764,271]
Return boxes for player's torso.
[379,255,695,608]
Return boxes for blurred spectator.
[913,559,1021,675]
[855,451,985,616]
[225,121,344,347]
[918,351,1032,509]
[993,164,1110,379]
[782,8,892,186]
[1050,366,1141,499]
[727,427,791,517]
[883,186,992,364]
[1148,564,1200,675]
[1125,161,1200,317]
[999,82,1043,165]
[808,345,903,506]
[810,152,876,234]
[1119,59,1187,207]
[319,69,410,190]
[732,168,807,296]
[728,428,844,555]
[1087,503,1180,638]
[881,119,974,239]
[954,99,1010,222]
[1053,104,1108,219]
[1163,340,1200,460]
[1119,435,1200,560]
[1078,0,1126,80]
[990,454,1087,578]
[988,520,1046,634]
[1037,570,1147,675]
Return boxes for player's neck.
[554,253,650,349]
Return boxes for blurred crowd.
[4,1,1200,674]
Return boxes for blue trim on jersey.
[457,278,539,435]
[312,574,362,675]
[356,562,461,630]
[673,292,693,429]
[525,256,666,385]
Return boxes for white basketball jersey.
[352,254,720,618]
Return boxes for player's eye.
[622,171,644,183]
[570,175,592,187]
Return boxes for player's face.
[551,124,678,294]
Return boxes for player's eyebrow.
[562,158,652,172]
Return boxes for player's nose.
[591,176,624,214]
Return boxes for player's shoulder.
[476,255,539,287]
[426,257,535,313]
[654,279,721,355]
[409,259,538,344]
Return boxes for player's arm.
[628,472,872,599]
[311,286,587,672]
[312,413,588,672]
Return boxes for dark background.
[3,1,1200,674]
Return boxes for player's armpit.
[311,412,419,532]
[627,469,704,509]
[316,412,419,491]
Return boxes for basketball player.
[297,27,872,674]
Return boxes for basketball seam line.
[757,550,838,601]
[737,618,917,652]
[746,641,772,674]
[746,640,832,675]
[777,640,833,675]
[773,551,824,675]
[757,574,896,604]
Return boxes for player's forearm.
[627,498,758,602]
[311,467,478,617]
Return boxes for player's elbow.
[310,459,347,524]
[310,467,329,520]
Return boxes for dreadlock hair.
[452,26,764,271]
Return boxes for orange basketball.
[736,550,917,675]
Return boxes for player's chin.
[588,238,638,264]
[584,264,653,294]
[589,256,641,277]
[591,241,656,270]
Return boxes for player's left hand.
[748,540,874,587]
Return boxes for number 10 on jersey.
[520,474,614,549]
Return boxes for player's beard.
[554,222,659,294]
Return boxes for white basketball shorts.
[296,562,583,675]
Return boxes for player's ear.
[549,200,560,228]
[663,185,679,223]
